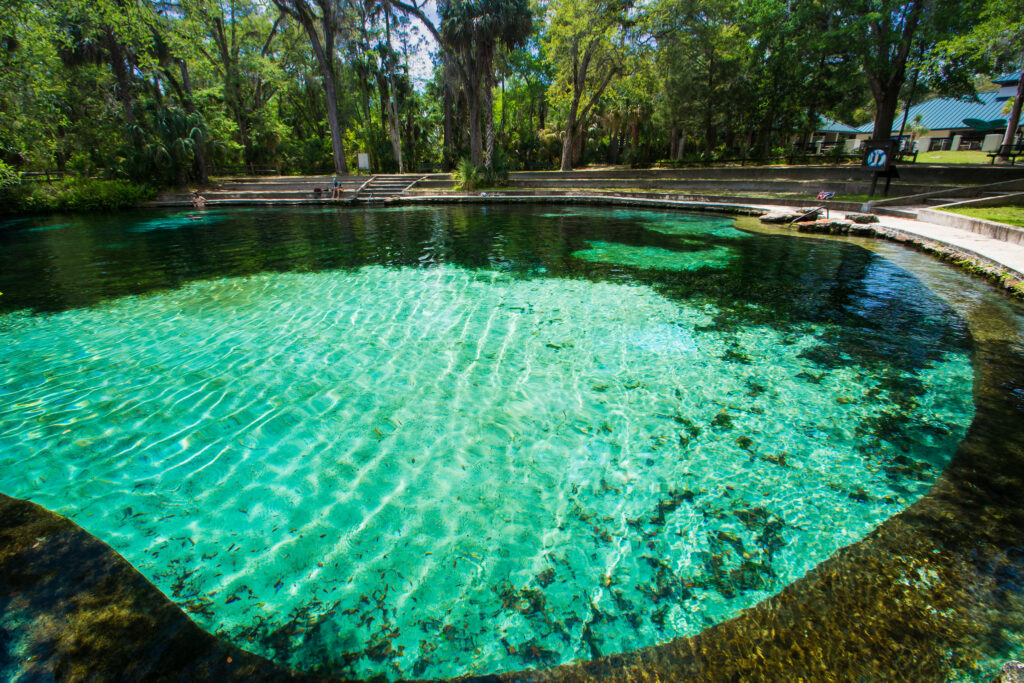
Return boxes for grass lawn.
[942,205,1024,228]
[915,150,995,165]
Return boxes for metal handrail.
[789,206,827,225]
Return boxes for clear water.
[0,206,975,680]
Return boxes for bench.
[252,166,279,175]
[988,144,1024,165]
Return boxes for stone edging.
[790,220,1024,300]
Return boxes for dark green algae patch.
[2,205,1024,681]
[0,494,330,683]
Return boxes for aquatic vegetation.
[0,262,972,679]
[572,240,736,271]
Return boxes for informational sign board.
[862,141,893,170]
[863,140,899,198]
[357,153,370,171]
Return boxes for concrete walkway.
[868,213,1024,278]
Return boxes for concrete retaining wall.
[507,165,1024,184]
[918,195,1024,246]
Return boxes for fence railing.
[18,170,76,183]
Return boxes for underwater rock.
[848,488,871,502]
[996,661,1024,683]
[795,218,879,238]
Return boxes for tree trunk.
[677,131,685,159]
[443,74,455,170]
[998,54,1024,161]
[320,64,347,174]
[178,59,208,184]
[484,75,495,169]
[669,126,678,160]
[278,1,348,174]
[469,89,483,166]
[704,125,717,154]
[869,76,902,144]
[499,75,506,137]
[383,8,404,173]
[608,120,619,164]
[560,99,578,171]
[386,97,404,173]
[865,2,922,143]
[106,31,136,128]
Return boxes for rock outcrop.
[759,209,822,224]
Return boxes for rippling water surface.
[0,205,1000,680]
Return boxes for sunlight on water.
[0,263,972,680]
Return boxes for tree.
[937,0,1024,160]
[272,0,349,174]
[545,0,630,171]
[435,0,532,167]
[831,0,983,142]
[647,0,745,158]
[179,0,283,174]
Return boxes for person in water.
[191,191,207,208]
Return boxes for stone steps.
[353,175,426,200]
[925,197,976,204]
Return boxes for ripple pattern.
[0,265,973,680]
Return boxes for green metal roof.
[815,116,862,134]
[994,70,1022,85]
[857,91,1020,135]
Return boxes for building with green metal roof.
[851,71,1021,152]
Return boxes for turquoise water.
[0,206,975,680]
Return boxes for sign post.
[863,141,899,198]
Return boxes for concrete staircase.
[149,174,423,207]
[149,175,363,206]
[352,175,425,201]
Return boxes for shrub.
[1,178,156,215]
[453,158,482,190]
[0,161,18,192]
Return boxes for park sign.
[862,140,900,197]
[862,140,894,170]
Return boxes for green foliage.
[0,161,19,191]
[453,158,482,190]
[0,0,995,182]
[452,158,508,190]
[1,179,155,215]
